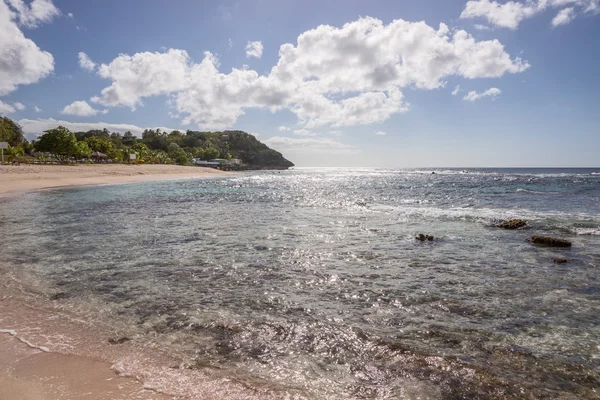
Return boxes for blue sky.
[1,0,599,167]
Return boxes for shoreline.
[0,271,283,400]
[0,164,233,196]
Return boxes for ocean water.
[1,168,599,399]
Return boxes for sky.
[1,0,599,167]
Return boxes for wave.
[571,227,600,236]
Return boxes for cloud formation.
[245,41,263,58]
[88,17,528,130]
[78,52,96,71]
[13,101,25,110]
[463,87,501,101]
[61,100,108,116]
[374,131,386,135]
[0,0,55,96]
[552,7,576,25]
[5,0,60,28]
[293,129,317,136]
[460,0,599,29]
[0,100,15,114]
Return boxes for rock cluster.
[530,235,572,247]
[495,219,527,229]
[416,234,435,241]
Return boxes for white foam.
[572,227,600,236]
[1,328,50,352]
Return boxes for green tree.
[201,147,220,161]
[5,145,25,162]
[34,126,78,161]
[0,116,26,146]
[75,141,92,159]
[85,136,118,159]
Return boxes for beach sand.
[0,164,230,195]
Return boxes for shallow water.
[1,168,599,399]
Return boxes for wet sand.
[0,164,230,195]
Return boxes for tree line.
[0,116,293,168]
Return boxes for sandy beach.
[0,164,230,195]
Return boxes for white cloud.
[278,125,291,131]
[0,100,16,114]
[5,0,60,28]
[264,136,359,154]
[460,0,598,29]
[463,87,502,101]
[245,41,263,59]
[61,100,108,116]
[228,38,233,49]
[0,1,54,96]
[91,49,191,110]
[474,23,492,30]
[78,52,96,71]
[293,129,317,136]
[34,105,42,112]
[328,130,343,136]
[452,85,461,96]
[552,7,576,25]
[18,118,182,138]
[89,17,528,130]
[67,12,73,18]
[374,130,386,135]
[13,102,25,110]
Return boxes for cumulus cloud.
[13,101,25,110]
[88,17,528,130]
[328,130,343,136]
[5,0,60,28]
[552,7,576,25]
[18,118,182,138]
[452,85,461,95]
[374,130,386,135]
[78,52,96,71]
[34,105,42,112]
[61,100,108,116]
[463,87,501,101]
[264,136,359,154]
[0,1,54,96]
[460,0,597,29]
[67,12,72,18]
[0,100,16,114]
[245,41,263,58]
[91,49,191,110]
[278,125,291,131]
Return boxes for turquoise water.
[1,168,599,398]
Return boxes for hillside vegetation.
[0,117,293,169]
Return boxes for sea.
[1,168,599,399]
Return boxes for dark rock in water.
[416,234,435,241]
[553,258,568,264]
[108,337,131,345]
[495,219,527,229]
[50,292,69,300]
[530,236,572,247]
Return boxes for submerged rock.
[553,258,568,264]
[416,234,435,242]
[495,219,527,229]
[530,236,572,247]
[108,337,131,345]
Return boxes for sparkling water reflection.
[1,168,599,398]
